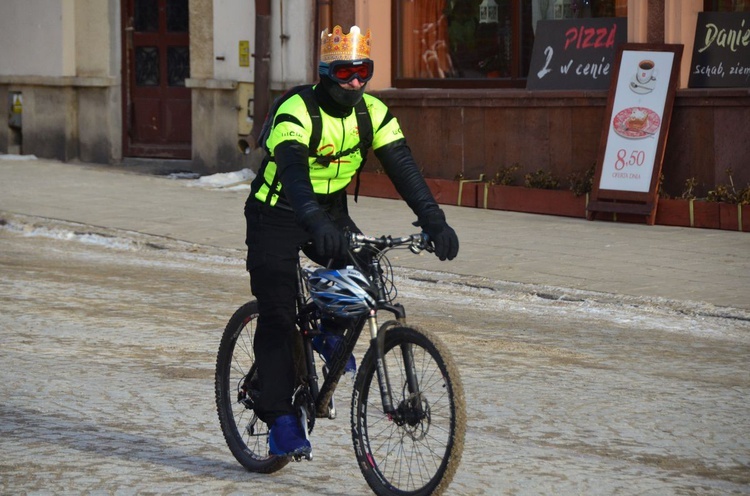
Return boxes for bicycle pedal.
[292,451,313,462]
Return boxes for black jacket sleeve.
[273,141,325,230]
[374,138,441,221]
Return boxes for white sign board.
[588,44,683,225]
[598,49,675,192]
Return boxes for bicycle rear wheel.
[215,300,289,473]
[351,325,466,496]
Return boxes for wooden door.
[122,0,191,159]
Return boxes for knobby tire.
[351,325,466,496]
[215,300,290,473]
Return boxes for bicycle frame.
[293,238,417,421]
[216,229,463,494]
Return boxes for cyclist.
[244,25,459,457]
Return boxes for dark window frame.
[390,0,527,89]
[390,0,629,89]
[703,0,750,11]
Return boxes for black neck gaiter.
[315,75,366,118]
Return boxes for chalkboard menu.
[688,12,750,88]
[527,18,627,90]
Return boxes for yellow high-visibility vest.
[254,91,403,206]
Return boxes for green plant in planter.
[707,168,750,204]
[657,173,669,199]
[681,177,698,200]
[524,169,559,190]
[490,164,519,185]
[707,184,735,203]
[568,165,594,197]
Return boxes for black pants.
[244,196,358,424]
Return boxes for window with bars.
[132,0,190,88]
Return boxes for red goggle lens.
[329,61,373,83]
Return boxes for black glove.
[301,211,348,260]
[415,210,459,261]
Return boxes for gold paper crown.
[320,25,371,63]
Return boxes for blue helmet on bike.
[308,267,377,318]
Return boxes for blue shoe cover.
[312,333,356,374]
[269,414,311,457]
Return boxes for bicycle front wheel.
[351,325,466,496]
[215,300,289,473]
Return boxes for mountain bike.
[215,231,466,496]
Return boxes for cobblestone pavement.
[1,217,749,495]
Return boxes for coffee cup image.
[636,60,656,84]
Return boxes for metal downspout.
[250,0,272,147]
[316,0,333,73]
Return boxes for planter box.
[655,198,728,230]
[427,178,461,207]
[719,203,750,232]
[655,198,692,227]
[425,177,485,208]
[692,201,722,229]
[348,172,400,200]
[350,173,479,207]
[348,173,750,228]
[486,185,587,218]
[351,174,587,218]
[720,203,738,231]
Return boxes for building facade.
[0,0,748,198]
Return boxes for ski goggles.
[320,59,374,84]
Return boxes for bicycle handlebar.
[348,232,432,254]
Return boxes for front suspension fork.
[369,305,411,417]
[369,313,396,414]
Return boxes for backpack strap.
[352,97,373,202]
[298,86,322,156]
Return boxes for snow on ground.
[178,168,256,191]
[1,219,140,251]
[0,218,245,268]
[0,153,39,161]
